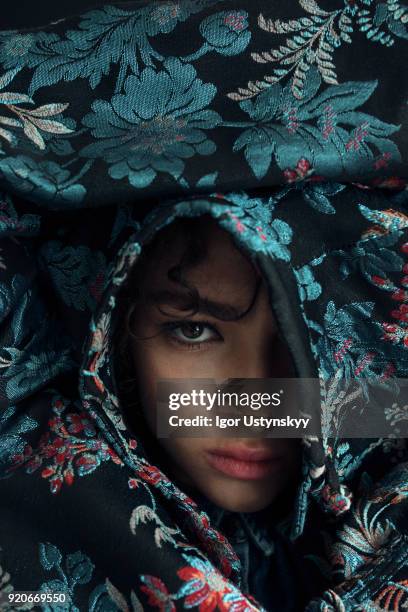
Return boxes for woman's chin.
[198,482,278,513]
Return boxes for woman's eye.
[166,321,221,345]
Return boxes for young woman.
[113,214,304,608]
[2,186,408,612]
[0,1,407,610]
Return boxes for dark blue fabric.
[1,2,408,610]
[193,490,312,611]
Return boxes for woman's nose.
[242,357,273,379]
[226,347,274,379]
[227,338,295,379]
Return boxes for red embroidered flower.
[141,465,164,485]
[8,395,124,493]
[174,554,252,611]
[283,169,298,183]
[177,565,229,611]
[296,158,311,174]
[283,158,314,183]
[391,289,408,302]
[128,477,139,489]
[224,12,245,31]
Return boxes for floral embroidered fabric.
[0,1,408,610]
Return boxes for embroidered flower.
[8,395,123,493]
[176,555,235,611]
[199,11,250,56]
[81,58,221,188]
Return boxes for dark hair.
[119,215,261,333]
[113,215,261,413]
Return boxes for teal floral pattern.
[185,10,251,60]
[37,542,136,611]
[0,2,222,94]
[0,0,404,207]
[40,242,107,312]
[294,257,324,302]
[0,156,88,205]
[81,58,221,188]
[0,194,40,237]
[0,68,74,150]
[232,67,401,180]
[0,405,37,470]
[229,0,408,101]
[2,178,408,611]
[0,2,408,611]
[181,192,294,260]
[308,299,383,379]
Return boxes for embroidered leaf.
[232,68,400,180]
[130,505,157,533]
[196,172,218,187]
[232,0,407,101]
[299,0,330,17]
[105,579,130,612]
[0,116,21,127]
[0,156,88,207]
[299,80,378,118]
[0,67,20,90]
[22,120,44,149]
[303,189,336,214]
[66,551,94,586]
[0,92,33,105]
[7,3,218,95]
[0,126,14,144]
[130,590,145,612]
[243,142,275,179]
[39,542,62,571]
[25,103,69,117]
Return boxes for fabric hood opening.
[1,1,408,607]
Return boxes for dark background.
[1,1,114,29]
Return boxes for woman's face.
[127,217,301,513]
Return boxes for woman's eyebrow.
[147,289,242,318]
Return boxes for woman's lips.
[205,446,283,480]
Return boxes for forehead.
[138,217,256,301]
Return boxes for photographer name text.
[168,415,310,430]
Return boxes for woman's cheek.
[155,344,223,379]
